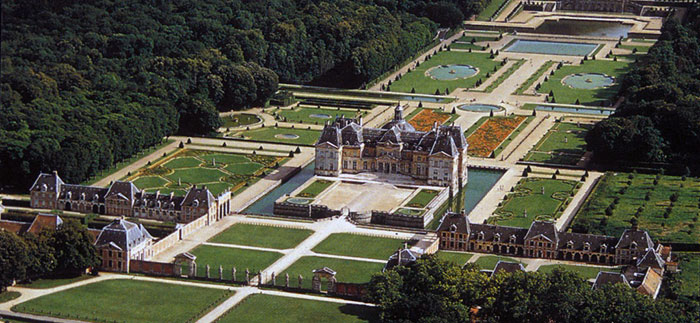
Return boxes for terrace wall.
[130,260,180,276]
[273,202,340,218]
[150,229,181,256]
[180,214,208,239]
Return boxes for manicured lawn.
[0,291,20,304]
[298,180,334,198]
[515,61,556,95]
[313,233,408,260]
[278,256,384,289]
[484,59,525,92]
[200,153,250,165]
[474,255,520,270]
[166,167,228,184]
[221,113,261,128]
[390,51,503,94]
[477,0,510,21]
[163,156,202,169]
[208,223,313,249]
[451,42,486,50]
[538,60,631,106]
[618,43,652,52]
[571,173,700,244]
[523,121,592,165]
[224,162,264,175]
[12,279,231,323]
[466,115,528,158]
[235,127,321,146]
[132,176,169,189]
[218,294,379,323]
[538,264,617,280]
[18,274,94,289]
[675,252,700,296]
[457,35,500,43]
[491,178,579,228]
[406,189,439,208]
[276,107,366,125]
[436,251,473,266]
[189,245,283,279]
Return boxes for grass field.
[436,251,474,266]
[675,253,700,296]
[474,255,520,270]
[477,0,510,21]
[571,173,700,243]
[538,60,631,106]
[515,61,556,95]
[128,149,286,197]
[313,233,408,260]
[18,275,94,289]
[538,264,617,280]
[406,189,440,208]
[298,180,334,198]
[0,291,20,304]
[483,59,525,92]
[218,294,379,323]
[221,113,261,128]
[491,178,579,228]
[523,122,592,165]
[276,107,366,125]
[279,256,384,289]
[208,223,313,249]
[189,245,283,279]
[390,51,503,94]
[234,127,321,146]
[451,42,486,50]
[12,279,230,322]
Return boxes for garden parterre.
[466,115,527,158]
[490,178,580,228]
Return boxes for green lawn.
[571,173,700,244]
[515,61,556,95]
[163,156,202,169]
[451,42,486,51]
[313,233,408,260]
[221,113,261,128]
[390,51,503,94]
[436,251,474,266]
[457,35,500,43]
[474,255,520,270]
[490,178,579,228]
[279,256,384,289]
[538,60,631,106]
[0,291,20,304]
[277,107,366,125]
[538,264,617,280]
[523,122,591,165]
[224,162,264,175]
[208,223,313,249]
[618,44,652,52]
[235,127,321,146]
[199,153,250,165]
[132,176,170,189]
[675,252,700,297]
[298,180,334,198]
[477,0,510,21]
[484,59,525,93]
[166,167,228,184]
[218,294,379,323]
[406,189,440,208]
[12,279,231,323]
[189,245,283,279]
[18,274,94,289]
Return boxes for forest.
[586,9,700,173]
[0,0,489,190]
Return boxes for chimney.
[397,248,401,265]
[53,170,58,176]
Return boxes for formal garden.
[406,108,459,131]
[465,115,532,158]
[490,178,581,228]
[451,33,500,50]
[208,223,313,249]
[127,149,287,196]
[274,106,367,125]
[188,244,283,279]
[312,233,411,260]
[523,121,592,165]
[221,113,262,128]
[277,256,384,289]
[389,51,503,94]
[297,179,334,198]
[405,189,440,208]
[232,127,321,146]
[571,172,700,244]
[218,294,378,323]
[12,279,231,322]
[537,60,631,106]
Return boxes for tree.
[216,63,257,111]
[22,230,57,281]
[51,219,99,274]
[0,230,29,291]
[176,94,222,135]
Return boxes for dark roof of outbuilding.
[182,186,214,207]
[106,181,140,201]
[491,261,525,277]
[525,221,559,243]
[94,218,153,251]
[470,223,528,245]
[29,172,64,193]
[437,211,470,234]
[615,228,654,250]
[59,184,108,202]
[384,248,418,271]
[636,249,665,270]
[593,271,629,289]
[558,232,618,254]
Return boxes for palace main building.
[315,105,468,190]
[29,171,231,223]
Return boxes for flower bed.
[408,109,451,132]
[467,116,526,157]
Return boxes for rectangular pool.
[534,105,614,116]
[503,39,598,56]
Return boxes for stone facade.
[94,218,154,272]
[315,105,468,191]
[437,211,665,267]
[29,171,231,224]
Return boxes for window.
[363,161,367,170]
[343,161,348,169]
[109,251,113,257]
[108,260,113,267]
[352,161,357,170]
[118,252,122,258]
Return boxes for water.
[399,96,447,103]
[535,105,614,116]
[458,104,503,112]
[243,162,316,214]
[309,113,332,119]
[463,168,505,215]
[504,39,597,56]
[535,19,632,39]
[562,73,614,89]
[427,64,478,80]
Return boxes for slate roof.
[593,271,629,290]
[29,171,64,193]
[133,191,184,211]
[182,185,214,207]
[0,220,31,234]
[470,223,528,245]
[313,267,337,276]
[491,261,525,277]
[524,221,558,243]
[437,211,470,234]
[27,214,63,234]
[636,249,665,271]
[105,181,140,201]
[558,232,618,254]
[59,184,108,203]
[615,228,654,251]
[384,248,419,271]
[94,218,153,251]
[317,125,341,147]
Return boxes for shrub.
[179,141,185,148]
[670,193,679,202]
[187,138,192,144]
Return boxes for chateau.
[29,171,232,223]
[315,105,468,191]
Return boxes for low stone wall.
[130,260,180,276]
[273,201,340,218]
[371,211,429,229]
[180,213,207,239]
[150,229,180,256]
[333,282,367,299]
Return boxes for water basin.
[534,105,614,115]
[535,19,632,39]
[458,104,504,113]
[309,113,332,119]
[562,73,614,89]
[244,162,315,215]
[275,133,300,139]
[426,64,478,80]
[504,39,598,56]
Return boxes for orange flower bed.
[467,116,526,157]
[408,109,451,131]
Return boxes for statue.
[206,264,210,278]
[245,268,250,284]
[285,273,290,288]
[271,272,276,286]
[298,274,303,289]
[219,265,223,280]
[232,267,237,282]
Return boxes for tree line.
[586,9,700,172]
[366,255,700,323]
[0,219,99,291]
